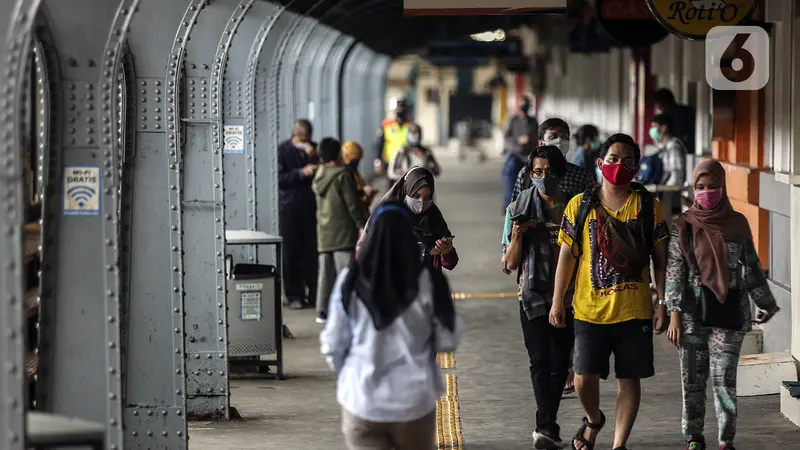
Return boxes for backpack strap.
[570,186,601,258]
[631,182,655,252]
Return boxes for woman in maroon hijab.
[664,160,780,450]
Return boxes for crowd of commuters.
[501,116,779,450]
[279,93,780,450]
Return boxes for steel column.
[277,16,315,135]
[253,11,294,265]
[178,0,253,420]
[306,26,338,137]
[341,44,375,171]
[290,23,326,126]
[118,0,214,445]
[1,1,41,448]
[223,1,276,265]
[321,35,355,140]
[35,1,140,448]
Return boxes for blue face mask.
[530,177,560,196]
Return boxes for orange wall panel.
[712,140,730,161]
[720,161,763,205]
[731,92,750,164]
[728,198,770,270]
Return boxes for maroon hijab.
[675,160,752,303]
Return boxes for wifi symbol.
[67,185,96,208]
[224,135,243,149]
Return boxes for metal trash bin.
[227,263,278,358]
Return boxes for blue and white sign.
[63,165,101,216]
[223,124,245,154]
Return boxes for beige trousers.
[341,408,436,450]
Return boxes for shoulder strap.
[685,222,698,270]
[630,182,655,251]
[570,186,599,258]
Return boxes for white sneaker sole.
[315,317,326,324]
[532,431,566,449]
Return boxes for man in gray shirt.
[503,96,538,211]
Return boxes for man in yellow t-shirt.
[548,134,669,450]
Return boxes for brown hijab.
[675,160,752,303]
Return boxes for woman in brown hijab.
[664,160,779,450]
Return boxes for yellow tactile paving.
[435,373,464,449]
[437,351,455,369]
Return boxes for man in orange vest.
[373,99,411,187]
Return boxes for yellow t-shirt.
[557,192,668,324]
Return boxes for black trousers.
[279,207,317,305]
[519,303,575,436]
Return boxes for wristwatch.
[656,299,666,306]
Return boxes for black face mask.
[347,160,360,171]
[396,110,407,121]
[520,103,531,115]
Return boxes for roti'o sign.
[645,0,761,40]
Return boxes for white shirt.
[320,268,462,423]
[660,137,687,187]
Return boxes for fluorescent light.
[470,29,506,42]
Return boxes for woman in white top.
[321,202,461,450]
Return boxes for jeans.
[503,154,525,210]
[519,303,574,436]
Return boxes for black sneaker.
[315,312,327,324]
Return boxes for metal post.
[0,1,41,448]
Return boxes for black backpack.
[570,182,655,258]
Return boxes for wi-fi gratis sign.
[224,124,245,154]
[63,166,101,216]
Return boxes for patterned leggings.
[679,328,745,445]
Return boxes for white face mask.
[295,141,308,150]
[407,133,420,145]
[404,195,432,215]
[545,138,571,157]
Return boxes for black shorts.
[573,318,654,380]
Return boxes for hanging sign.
[223,124,245,154]
[404,0,565,15]
[595,0,669,47]
[63,166,101,216]
[645,0,761,40]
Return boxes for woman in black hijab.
[320,203,461,450]
[368,166,458,270]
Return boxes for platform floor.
[188,150,800,449]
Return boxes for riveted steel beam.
[177,0,255,421]
[277,16,315,135]
[303,25,338,137]
[253,10,295,265]
[223,1,277,266]
[292,25,328,124]
[320,34,355,139]
[34,1,141,448]
[0,2,41,448]
[340,44,377,163]
[116,0,217,446]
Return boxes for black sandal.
[571,410,605,450]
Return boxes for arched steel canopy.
[274,0,549,56]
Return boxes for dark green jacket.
[312,165,368,252]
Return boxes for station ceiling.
[277,0,549,56]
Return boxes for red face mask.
[601,163,637,186]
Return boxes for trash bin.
[227,263,278,357]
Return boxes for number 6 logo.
[705,26,769,91]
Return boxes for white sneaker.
[315,316,326,324]
[532,431,565,449]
